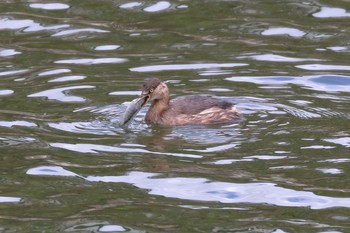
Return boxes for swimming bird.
[120,78,240,126]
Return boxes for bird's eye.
[149,88,154,93]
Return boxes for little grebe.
[120,78,240,126]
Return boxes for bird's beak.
[119,93,150,126]
[138,91,152,106]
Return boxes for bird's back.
[169,95,233,115]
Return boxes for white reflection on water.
[237,53,321,62]
[27,166,81,177]
[0,196,21,203]
[296,64,350,71]
[64,222,127,232]
[0,18,69,32]
[95,45,121,51]
[0,69,28,77]
[130,63,248,72]
[85,171,350,209]
[109,91,140,96]
[99,225,126,232]
[324,137,350,148]
[55,58,128,65]
[48,75,86,82]
[208,88,231,92]
[0,120,37,128]
[327,46,348,52]
[119,2,142,9]
[38,68,71,76]
[0,89,14,95]
[321,158,350,163]
[0,49,21,57]
[28,85,95,102]
[52,28,109,37]
[300,145,335,149]
[261,27,306,38]
[29,3,70,10]
[313,7,350,18]
[199,70,232,76]
[225,75,350,93]
[317,168,343,174]
[26,166,350,209]
[144,1,171,12]
[177,5,188,9]
[213,155,288,165]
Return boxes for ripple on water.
[70,103,152,134]
[213,155,288,165]
[0,136,36,146]
[185,143,238,153]
[48,121,119,135]
[277,104,322,119]
[232,92,347,120]
[78,104,125,115]
[166,123,242,144]
[49,142,201,158]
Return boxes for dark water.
[1,0,350,232]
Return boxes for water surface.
[1,0,350,232]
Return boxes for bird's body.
[145,95,239,125]
[120,78,241,126]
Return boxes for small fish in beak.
[119,94,149,126]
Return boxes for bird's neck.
[146,97,169,123]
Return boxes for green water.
[1,0,350,232]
